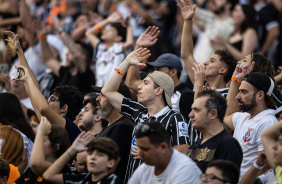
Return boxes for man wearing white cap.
[101,48,190,184]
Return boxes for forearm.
[181,20,196,84]
[71,24,89,41]
[274,73,282,84]
[260,27,279,54]
[223,42,246,61]
[124,24,134,50]
[239,166,260,184]
[43,147,77,180]
[60,32,79,57]
[40,39,56,63]
[0,17,21,26]
[193,83,203,101]
[225,81,240,116]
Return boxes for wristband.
[253,162,263,170]
[231,76,242,83]
[114,68,125,76]
[37,35,47,40]
[67,151,73,158]
[95,24,102,32]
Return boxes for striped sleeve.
[121,98,147,123]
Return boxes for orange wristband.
[37,35,47,40]
[95,25,102,32]
[114,68,125,76]
[232,76,242,83]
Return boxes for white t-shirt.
[128,149,202,184]
[258,168,275,184]
[232,109,278,180]
[20,97,34,110]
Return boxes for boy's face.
[86,150,115,175]
[273,135,282,165]
[101,26,121,42]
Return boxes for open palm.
[136,26,160,47]
[178,0,196,21]
[126,48,151,66]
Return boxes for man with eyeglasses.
[101,48,190,183]
[128,122,202,184]
[200,160,240,184]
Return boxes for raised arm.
[123,17,134,51]
[261,121,282,168]
[224,61,255,130]
[5,31,39,89]
[178,0,197,84]
[85,11,124,47]
[125,26,160,91]
[30,117,52,176]
[14,65,67,128]
[101,48,151,112]
[43,131,94,183]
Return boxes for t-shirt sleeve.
[256,120,278,152]
[169,114,190,146]
[215,137,243,169]
[121,97,147,123]
[232,112,240,128]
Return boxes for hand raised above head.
[37,116,52,135]
[233,61,255,81]
[136,26,160,48]
[5,31,21,53]
[125,47,151,66]
[177,0,196,21]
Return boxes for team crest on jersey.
[197,148,210,161]
[242,128,254,143]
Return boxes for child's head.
[101,23,126,43]
[273,129,282,166]
[0,158,9,184]
[86,137,119,174]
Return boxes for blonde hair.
[0,126,24,166]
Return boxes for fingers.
[4,31,15,38]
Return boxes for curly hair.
[214,50,237,83]
[51,84,83,121]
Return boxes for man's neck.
[91,122,103,135]
[200,123,224,144]
[106,110,123,125]
[173,78,181,87]
[105,42,114,50]
[147,102,166,117]
[154,148,173,176]
[248,105,268,119]
[207,76,226,89]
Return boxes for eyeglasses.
[47,96,61,103]
[200,174,228,183]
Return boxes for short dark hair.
[207,160,240,184]
[51,84,83,121]
[86,137,119,160]
[214,50,236,83]
[110,23,126,42]
[227,0,238,11]
[196,90,227,122]
[0,158,10,178]
[48,125,70,158]
[75,41,94,65]
[135,121,170,146]
[83,96,98,115]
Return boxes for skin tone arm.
[52,16,87,74]
[275,66,282,84]
[240,151,270,184]
[125,26,160,91]
[214,29,258,61]
[178,0,197,84]
[101,48,150,112]
[0,17,21,27]
[14,65,67,128]
[261,121,282,168]
[30,117,53,176]
[223,62,255,130]
[123,17,134,51]
[259,26,280,55]
[43,131,94,183]
[85,12,124,48]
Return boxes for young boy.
[86,11,133,87]
[43,134,120,184]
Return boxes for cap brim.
[146,61,165,67]
[91,85,102,93]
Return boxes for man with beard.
[94,82,134,183]
[192,0,238,64]
[224,70,279,180]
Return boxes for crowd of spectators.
[0,0,282,183]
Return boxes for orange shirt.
[7,164,20,184]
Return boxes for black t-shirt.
[65,117,81,144]
[187,129,243,172]
[96,116,134,183]
[15,165,71,184]
[63,173,120,184]
[59,66,95,94]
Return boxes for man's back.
[128,149,202,184]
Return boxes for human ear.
[60,104,68,113]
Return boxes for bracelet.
[37,35,47,40]
[114,68,125,76]
[253,162,263,170]
[95,24,102,32]
[231,76,242,83]
[67,151,73,158]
